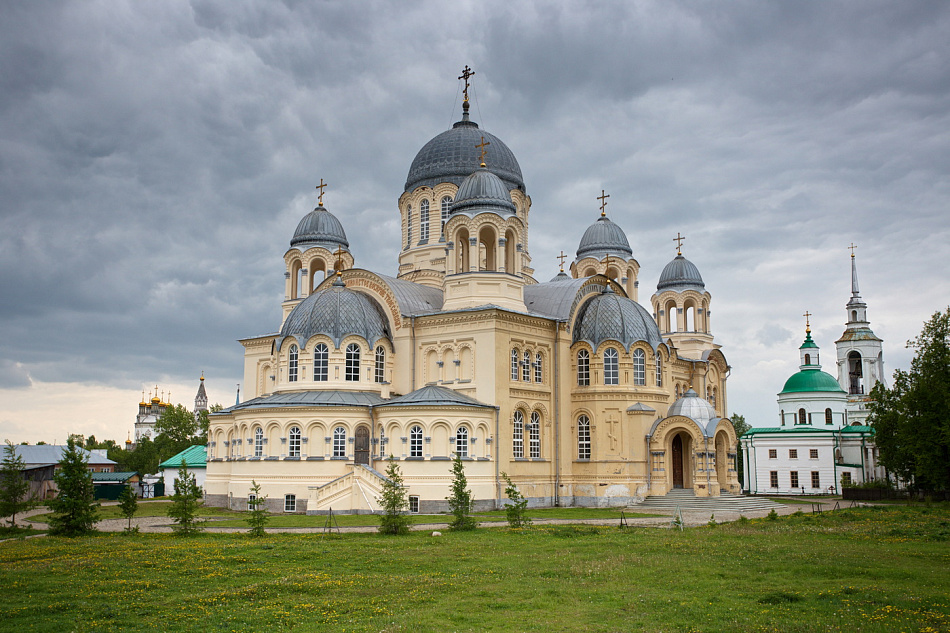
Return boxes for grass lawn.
[28,501,237,524]
[2,505,948,632]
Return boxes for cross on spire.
[848,242,857,258]
[557,251,567,272]
[673,232,685,255]
[316,179,328,206]
[475,136,490,167]
[803,310,812,333]
[458,65,475,102]
[597,190,610,217]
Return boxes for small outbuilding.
[159,445,207,492]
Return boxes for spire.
[849,244,860,298]
[845,245,869,325]
[235,384,241,406]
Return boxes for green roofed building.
[159,445,207,491]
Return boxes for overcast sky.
[2,1,948,444]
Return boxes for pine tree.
[446,454,477,531]
[117,484,138,533]
[48,438,100,536]
[377,457,411,535]
[245,480,269,537]
[167,459,204,535]
[0,440,36,528]
[501,472,531,528]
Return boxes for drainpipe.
[553,320,564,506]
[704,435,710,494]
[494,407,501,509]
[369,405,377,471]
[410,315,417,391]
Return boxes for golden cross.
[316,179,328,206]
[475,136,490,167]
[803,310,812,332]
[848,242,857,258]
[597,190,610,217]
[673,232,685,255]
[334,246,346,274]
[557,251,567,272]
[458,65,475,102]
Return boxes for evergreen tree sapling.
[48,437,100,536]
[377,457,411,535]
[167,459,204,535]
[446,454,477,531]
[245,480,269,537]
[117,484,138,533]
[501,471,531,528]
[0,440,36,527]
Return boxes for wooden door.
[355,425,370,465]
[672,434,684,489]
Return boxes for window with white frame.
[284,494,296,512]
[825,408,833,425]
[655,355,663,387]
[420,199,430,242]
[511,348,519,380]
[577,415,591,459]
[409,425,423,458]
[345,343,360,381]
[288,344,299,382]
[798,408,807,425]
[313,343,328,381]
[455,427,469,458]
[409,495,420,513]
[577,350,590,386]
[441,196,452,237]
[375,346,386,383]
[512,411,524,458]
[254,427,263,458]
[633,348,645,386]
[522,350,531,382]
[288,426,301,457]
[406,205,412,247]
[529,411,541,458]
[247,493,257,511]
[534,352,542,383]
[333,426,346,458]
[604,348,619,385]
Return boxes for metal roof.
[524,277,590,320]
[572,288,663,351]
[277,283,391,350]
[13,445,116,466]
[449,168,517,217]
[290,205,350,251]
[626,402,656,412]
[91,471,139,483]
[225,390,387,413]
[159,445,208,469]
[576,216,633,261]
[374,273,444,315]
[656,254,705,292]
[835,327,882,343]
[380,384,495,409]
[780,368,846,394]
[666,388,722,437]
[742,426,839,436]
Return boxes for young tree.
[730,414,751,485]
[167,459,204,535]
[501,472,530,528]
[156,404,200,445]
[0,440,36,527]
[870,308,950,491]
[446,454,477,531]
[377,457,411,535]
[48,438,100,536]
[245,480,269,537]
[117,484,138,533]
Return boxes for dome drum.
[572,289,663,351]
[277,284,391,351]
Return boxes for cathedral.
[205,71,739,513]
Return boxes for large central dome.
[405,117,524,194]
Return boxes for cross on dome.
[316,179,328,206]
[848,242,857,258]
[475,136,490,167]
[557,251,567,272]
[803,310,812,333]
[597,190,610,217]
[458,65,475,103]
[673,232,685,255]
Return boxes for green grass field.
[2,505,948,632]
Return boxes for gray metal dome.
[278,282,390,350]
[576,216,633,261]
[290,206,350,251]
[405,118,524,194]
[572,288,663,351]
[450,167,517,217]
[666,388,721,436]
[657,254,705,292]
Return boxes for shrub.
[446,454,477,531]
[501,472,531,529]
[377,458,411,535]
[245,480,269,537]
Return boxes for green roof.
[799,331,819,349]
[742,426,837,436]
[780,368,846,394]
[840,425,873,434]
[91,471,138,483]
[159,445,207,469]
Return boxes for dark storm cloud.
[1,1,948,435]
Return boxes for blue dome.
[576,216,633,260]
[450,168,517,217]
[657,254,704,292]
[405,118,524,194]
[572,288,663,351]
[290,206,349,251]
[278,283,390,350]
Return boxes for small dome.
[279,283,390,350]
[550,270,572,282]
[576,217,633,261]
[290,206,350,251]
[667,388,721,436]
[657,254,704,292]
[405,118,524,194]
[573,288,663,350]
[780,368,846,394]
[450,167,517,217]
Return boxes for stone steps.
[634,490,785,513]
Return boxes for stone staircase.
[307,464,391,514]
[634,489,785,513]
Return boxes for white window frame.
[409,495,420,514]
[455,427,469,458]
[633,348,645,386]
[420,199,430,242]
[254,427,263,458]
[511,348,519,381]
[577,350,590,386]
[534,352,542,383]
[522,350,531,382]
[345,343,360,382]
[577,415,591,459]
[333,426,346,458]
[409,425,423,458]
[313,343,328,381]
[375,346,386,383]
[512,411,524,458]
[441,196,452,237]
[529,411,541,458]
[604,348,619,385]
[288,344,299,382]
[655,355,663,387]
[284,494,296,512]
[288,426,301,457]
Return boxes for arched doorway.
[355,425,370,465]
[671,434,685,489]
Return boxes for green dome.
[780,368,845,394]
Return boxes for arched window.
[711,387,717,408]
[577,350,590,386]
[804,353,811,365]
[675,384,681,399]
[254,427,263,458]
[512,411,524,458]
[375,346,386,383]
[511,348,519,381]
[441,196,452,237]
[780,409,785,426]
[522,350,531,382]
[410,425,423,458]
[345,343,360,381]
[535,352,543,383]
[420,199,430,242]
[633,348,645,386]
[655,355,663,387]
[604,348,619,385]
[455,427,469,458]
[529,411,541,458]
[825,408,833,425]
[798,408,807,425]
[288,344,299,382]
[577,415,591,459]
[313,343,328,381]
[406,205,412,248]
[288,426,301,457]
[333,426,346,458]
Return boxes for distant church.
[133,376,209,443]
[741,252,887,493]
[205,69,740,513]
